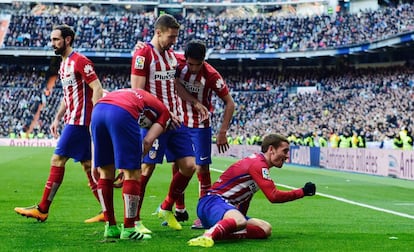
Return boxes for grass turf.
[1,146,414,252]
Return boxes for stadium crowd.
[1,3,414,149]
[2,3,414,52]
[1,63,414,150]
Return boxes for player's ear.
[267,145,273,154]
[156,29,162,37]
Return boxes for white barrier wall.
[211,144,260,159]
[1,138,412,181]
[0,138,57,147]
[319,147,413,180]
[320,147,389,176]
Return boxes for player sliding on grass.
[187,133,317,247]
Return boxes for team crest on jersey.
[262,168,271,180]
[135,56,145,69]
[149,150,157,159]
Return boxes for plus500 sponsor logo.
[154,70,175,81]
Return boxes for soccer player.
[172,39,235,228]
[90,88,171,240]
[14,24,104,223]
[130,14,196,232]
[187,133,317,248]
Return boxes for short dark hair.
[154,14,180,32]
[184,40,206,61]
[53,24,75,46]
[261,133,289,153]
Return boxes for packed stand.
[214,65,414,149]
[3,3,414,53]
[1,63,414,150]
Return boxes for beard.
[159,41,172,51]
[54,41,67,55]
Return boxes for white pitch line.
[210,167,414,220]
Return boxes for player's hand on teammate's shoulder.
[135,41,147,50]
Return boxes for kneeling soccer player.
[188,133,316,247]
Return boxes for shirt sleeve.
[250,163,304,203]
[206,64,229,98]
[131,48,149,77]
[77,55,98,84]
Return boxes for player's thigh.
[197,195,238,228]
[165,125,195,162]
[189,127,212,165]
[91,104,115,167]
[109,109,142,169]
[55,124,91,162]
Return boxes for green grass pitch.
[1,146,414,252]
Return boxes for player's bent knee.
[263,225,272,238]
[176,158,196,176]
[234,216,248,228]
[50,154,68,167]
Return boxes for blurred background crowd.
[1,1,413,150]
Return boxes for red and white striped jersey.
[176,57,229,128]
[58,51,98,126]
[208,153,304,214]
[131,43,181,117]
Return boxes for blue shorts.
[186,126,212,165]
[91,103,142,170]
[141,125,195,164]
[196,194,237,229]
[54,124,91,162]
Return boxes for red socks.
[174,169,211,209]
[98,179,115,225]
[122,179,140,228]
[197,171,211,198]
[85,170,100,202]
[38,166,65,213]
[171,165,186,210]
[161,172,191,211]
[222,224,268,240]
[136,174,149,220]
[246,224,268,239]
[205,218,238,240]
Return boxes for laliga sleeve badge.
[149,150,157,159]
[135,56,145,70]
[262,168,271,180]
